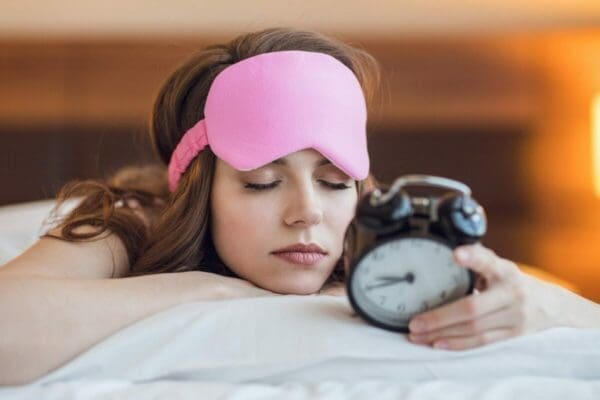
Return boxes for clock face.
[349,235,472,331]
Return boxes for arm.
[551,283,600,329]
[0,220,275,386]
[0,271,274,386]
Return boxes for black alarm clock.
[346,174,487,333]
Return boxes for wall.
[2,1,600,37]
[1,31,599,300]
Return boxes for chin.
[272,279,323,295]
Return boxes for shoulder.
[0,224,130,279]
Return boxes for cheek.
[323,192,357,253]
[328,192,357,228]
[211,191,275,256]
[215,203,271,237]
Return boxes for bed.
[1,199,599,399]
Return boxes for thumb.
[453,243,508,284]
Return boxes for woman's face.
[210,149,358,294]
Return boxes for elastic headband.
[167,49,369,192]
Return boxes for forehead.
[270,156,331,168]
[268,148,330,166]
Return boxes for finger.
[430,328,516,351]
[453,243,516,283]
[409,285,514,333]
[474,276,488,292]
[409,305,517,344]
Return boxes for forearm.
[0,272,225,386]
[559,285,600,329]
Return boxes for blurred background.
[1,1,599,300]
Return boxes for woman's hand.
[177,271,280,301]
[218,274,282,299]
[407,243,597,351]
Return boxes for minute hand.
[364,273,415,291]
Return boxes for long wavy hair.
[41,27,382,287]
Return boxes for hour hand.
[376,275,412,283]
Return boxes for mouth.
[271,243,328,266]
[272,251,327,266]
[272,243,327,254]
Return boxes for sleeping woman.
[1,27,598,386]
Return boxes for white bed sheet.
[4,378,600,400]
[1,295,599,399]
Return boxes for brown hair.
[42,27,382,287]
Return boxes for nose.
[283,180,324,228]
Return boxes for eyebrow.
[271,158,331,167]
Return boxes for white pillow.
[0,199,55,266]
[0,199,79,266]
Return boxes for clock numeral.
[396,303,406,312]
[418,301,429,313]
[379,295,387,305]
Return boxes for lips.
[272,243,328,266]
[272,243,327,254]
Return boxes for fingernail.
[433,340,449,350]
[456,248,470,262]
[409,319,426,333]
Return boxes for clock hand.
[377,275,414,282]
[365,273,415,291]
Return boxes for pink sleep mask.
[167,50,370,192]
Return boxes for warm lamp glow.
[594,94,600,198]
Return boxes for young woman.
[1,27,598,386]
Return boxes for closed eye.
[243,180,352,191]
[318,180,352,190]
[244,181,281,191]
